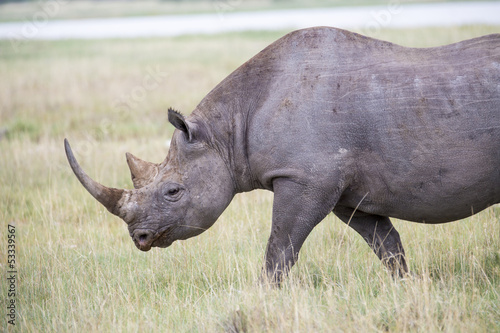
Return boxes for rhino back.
[198,27,500,222]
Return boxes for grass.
[1,25,500,332]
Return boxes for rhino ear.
[126,152,158,189]
[168,108,194,141]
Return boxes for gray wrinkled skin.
[66,27,500,283]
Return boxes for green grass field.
[1,25,500,332]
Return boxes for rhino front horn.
[64,139,129,217]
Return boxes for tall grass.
[1,26,499,332]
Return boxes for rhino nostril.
[135,230,153,247]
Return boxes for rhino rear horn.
[64,139,129,217]
[125,152,158,189]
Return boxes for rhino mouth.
[151,238,174,249]
[133,226,175,251]
[151,227,175,249]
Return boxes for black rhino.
[65,27,500,282]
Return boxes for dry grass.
[1,25,499,332]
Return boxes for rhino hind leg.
[333,209,408,278]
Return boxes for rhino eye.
[167,188,179,196]
[163,184,183,201]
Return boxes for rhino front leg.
[264,178,338,284]
[334,209,408,277]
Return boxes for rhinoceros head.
[65,108,235,251]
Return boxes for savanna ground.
[1,22,499,332]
